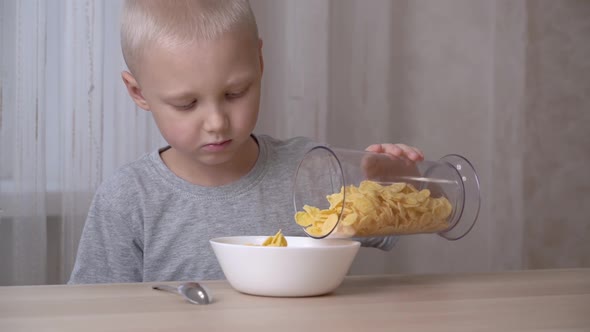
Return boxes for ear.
[122,71,150,111]
[258,38,264,76]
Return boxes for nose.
[202,103,229,133]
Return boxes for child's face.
[124,30,263,167]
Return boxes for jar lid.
[435,154,481,240]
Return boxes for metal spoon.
[152,282,212,305]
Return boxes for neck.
[162,136,259,187]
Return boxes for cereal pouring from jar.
[294,180,453,238]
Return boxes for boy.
[69,0,424,284]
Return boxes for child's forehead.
[134,32,260,87]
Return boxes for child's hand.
[365,143,424,162]
[362,143,424,183]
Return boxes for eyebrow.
[162,92,196,102]
[225,72,256,88]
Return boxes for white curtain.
[2,0,588,285]
[0,0,164,285]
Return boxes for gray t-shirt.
[69,135,396,284]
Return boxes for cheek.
[233,102,259,131]
[233,88,261,129]
[152,113,197,146]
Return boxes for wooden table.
[1,268,589,331]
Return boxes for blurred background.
[0,0,588,285]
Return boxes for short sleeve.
[68,191,143,284]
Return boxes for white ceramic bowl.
[209,236,360,297]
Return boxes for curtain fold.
[0,0,164,285]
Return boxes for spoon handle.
[152,285,178,294]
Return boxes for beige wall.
[523,0,590,268]
[251,0,590,274]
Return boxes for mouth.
[202,139,232,151]
[206,139,232,146]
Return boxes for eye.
[225,86,250,100]
[174,100,197,110]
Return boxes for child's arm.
[357,235,399,251]
[68,191,143,284]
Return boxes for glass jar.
[292,146,480,240]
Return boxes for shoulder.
[93,151,158,206]
[83,151,163,238]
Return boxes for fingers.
[365,144,385,154]
[372,144,423,162]
[393,144,424,161]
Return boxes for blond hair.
[121,0,258,75]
